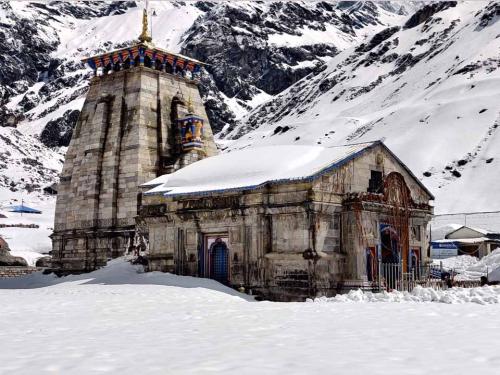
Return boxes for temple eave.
[81,43,206,66]
[82,42,206,81]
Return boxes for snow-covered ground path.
[1,260,500,374]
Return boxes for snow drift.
[432,249,500,281]
[0,257,253,300]
[312,285,500,305]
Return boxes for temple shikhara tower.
[51,8,217,273]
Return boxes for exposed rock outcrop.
[35,256,51,268]
[40,109,80,148]
[403,2,457,29]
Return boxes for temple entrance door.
[409,247,420,269]
[409,247,421,278]
[365,247,378,282]
[202,236,229,284]
[380,223,401,290]
[380,224,400,264]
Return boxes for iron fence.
[373,260,485,292]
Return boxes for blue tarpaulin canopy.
[8,204,42,214]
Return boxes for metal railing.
[373,260,485,292]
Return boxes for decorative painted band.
[83,44,205,73]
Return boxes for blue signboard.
[431,241,458,258]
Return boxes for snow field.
[463,249,500,281]
[433,254,481,274]
[1,259,500,374]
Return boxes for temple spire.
[138,2,152,43]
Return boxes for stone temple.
[52,9,434,301]
[139,141,434,301]
[51,10,217,273]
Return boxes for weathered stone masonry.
[140,143,434,301]
[51,65,218,273]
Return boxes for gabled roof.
[143,140,434,199]
[378,142,435,199]
[445,225,499,239]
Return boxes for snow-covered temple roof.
[144,140,435,198]
[143,141,384,197]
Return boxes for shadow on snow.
[0,258,254,301]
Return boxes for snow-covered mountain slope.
[0,0,416,257]
[1,1,499,261]
[223,1,500,214]
[181,0,414,130]
[0,0,410,202]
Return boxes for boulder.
[0,252,28,267]
[35,256,52,268]
[0,237,28,266]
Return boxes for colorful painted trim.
[82,43,205,75]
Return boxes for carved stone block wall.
[52,67,218,274]
[139,145,433,301]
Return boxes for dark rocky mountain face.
[0,1,137,127]
[0,4,57,123]
[184,1,345,98]
[40,109,80,148]
[182,1,413,132]
[403,1,457,29]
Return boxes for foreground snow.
[1,259,500,374]
[432,254,480,272]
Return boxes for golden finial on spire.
[138,7,152,43]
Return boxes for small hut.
[432,226,500,258]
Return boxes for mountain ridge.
[0,1,499,215]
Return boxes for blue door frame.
[199,236,229,283]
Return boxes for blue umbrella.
[8,204,42,214]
